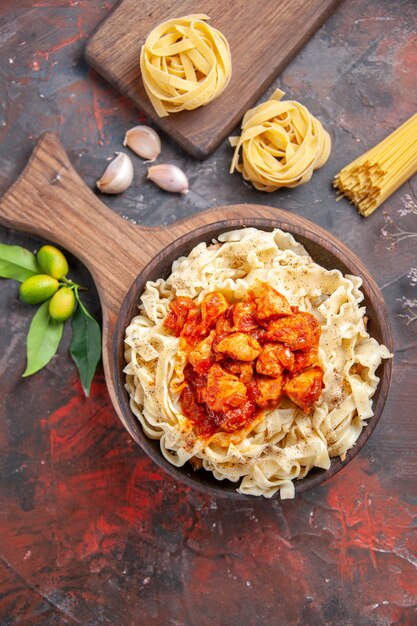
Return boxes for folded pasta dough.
[140,14,232,117]
[230,90,331,191]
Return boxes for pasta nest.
[230,90,331,192]
[140,14,232,117]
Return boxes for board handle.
[0,132,159,316]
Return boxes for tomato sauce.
[164,284,324,439]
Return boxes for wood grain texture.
[1,0,417,621]
[0,132,393,499]
[85,0,341,158]
[112,219,393,498]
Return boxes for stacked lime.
[19,245,75,321]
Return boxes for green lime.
[49,287,76,322]
[37,245,69,279]
[19,274,59,304]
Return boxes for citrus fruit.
[49,287,76,322]
[37,245,69,279]
[19,274,59,304]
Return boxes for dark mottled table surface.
[0,1,416,624]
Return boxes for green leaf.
[70,295,101,396]
[23,301,64,377]
[0,244,42,282]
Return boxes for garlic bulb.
[96,152,134,194]
[123,125,161,161]
[147,164,189,194]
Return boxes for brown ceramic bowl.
[112,217,393,500]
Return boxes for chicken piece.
[254,375,283,408]
[251,283,292,321]
[180,385,206,423]
[293,346,319,373]
[224,361,254,384]
[204,364,247,412]
[222,400,256,432]
[181,307,203,347]
[188,331,215,374]
[251,327,267,344]
[214,332,261,361]
[215,309,234,337]
[182,364,208,404]
[265,312,321,350]
[200,292,229,333]
[274,343,295,371]
[256,343,288,377]
[232,301,258,332]
[284,366,324,413]
[164,296,196,336]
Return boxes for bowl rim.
[112,216,393,500]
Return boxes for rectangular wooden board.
[85,0,340,159]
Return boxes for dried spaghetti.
[229,90,331,192]
[140,14,231,117]
[334,113,417,216]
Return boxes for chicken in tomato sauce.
[164,283,324,438]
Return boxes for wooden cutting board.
[0,133,309,439]
[0,133,392,495]
[85,0,341,159]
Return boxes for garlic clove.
[123,125,161,162]
[96,152,134,194]
[147,164,189,194]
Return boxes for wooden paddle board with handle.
[0,133,393,474]
[0,132,297,433]
[85,0,341,159]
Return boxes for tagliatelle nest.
[140,14,232,117]
[229,90,331,192]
